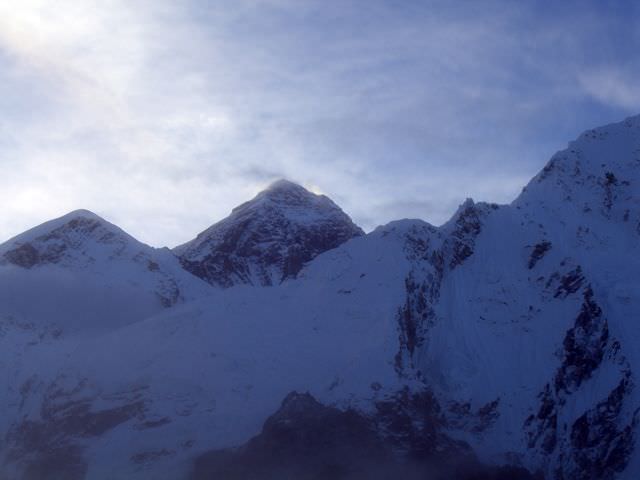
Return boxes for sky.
[1,0,639,247]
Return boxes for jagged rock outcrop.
[524,283,637,480]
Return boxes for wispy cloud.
[1,0,638,245]
[578,68,640,111]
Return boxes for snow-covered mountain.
[0,209,211,331]
[174,179,364,287]
[1,115,639,480]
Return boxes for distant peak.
[67,208,100,217]
[38,209,109,234]
[265,178,306,192]
[228,179,332,216]
[0,209,130,253]
[259,179,318,202]
[0,208,142,269]
[175,178,364,287]
[60,209,104,222]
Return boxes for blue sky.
[1,0,639,246]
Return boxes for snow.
[1,115,640,478]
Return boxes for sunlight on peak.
[304,183,325,195]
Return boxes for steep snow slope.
[174,179,364,287]
[407,116,640,479]
[1,115,640,480]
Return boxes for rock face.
[174,180,364,287]
[2,114,640,480]
[192,392,392,480]
[524,286,636,480]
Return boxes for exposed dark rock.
[191,391,391,480]
[192,391,537,480]
[448,200,484,269]
[394,267,443,375]
[525,385,558,454]
[553,267,585,299]
[394,227,445,375]
[603,171,618,212]
[395,274,430,373]
[528,241,552,269]
[156,276,181,307]
[566,373,636,479]
[4,242,40,268]
[554,287,609,394]
[372,387,471,461]
[1,213,126,269]
[525,284,635,479]
[449,398,501,434]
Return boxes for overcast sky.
[1,0,639,247]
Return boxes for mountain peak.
[61,208,103,221]
[261,179,318,202]
[265,178,307,193]
[175,182,363,287]
[229,179,335,219]
[0,209,138,269]
[515,113,640,223]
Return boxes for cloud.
[0,0,638,246]
[578,68,640,111]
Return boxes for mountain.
[0,209,211,331]
[174,179,364,287]
[1,115,639,480]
